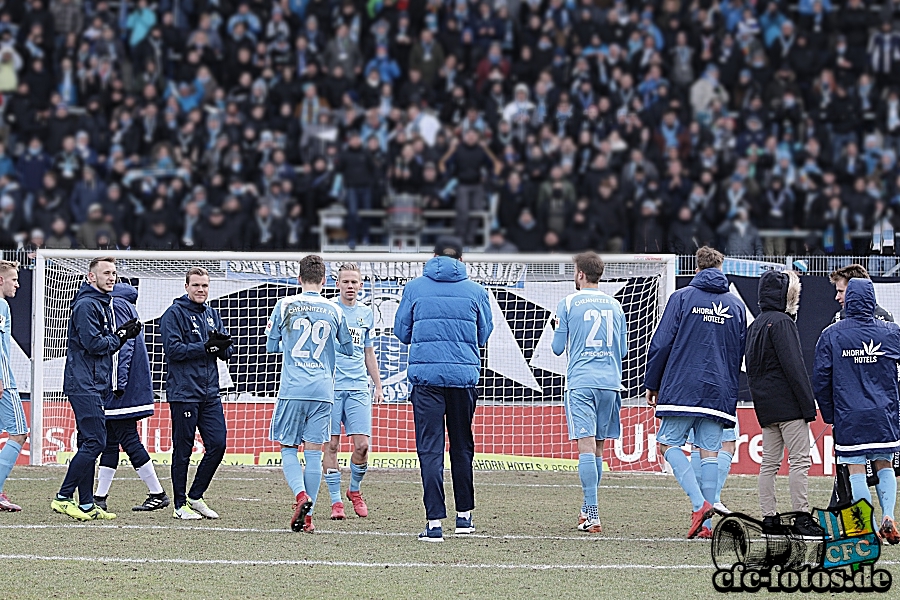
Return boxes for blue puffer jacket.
[393,256,493,387]
[63,283,121,396]
[645,268,747,426]
[160,295,233,402]
[106,283,154,420]
[813,278,900,457]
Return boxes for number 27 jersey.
[266,291,353,402]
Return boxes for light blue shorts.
[565,389,622,441]
[0,389,27,436]
[331,390,372,437]
[269,399,331,446]
[837,453,895,465]
[658,416,724,452]
[688,419,739,445]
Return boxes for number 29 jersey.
[552,288,628,391]
[266,291,353,402]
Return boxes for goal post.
[30,250,677,471]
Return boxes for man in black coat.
[335,131,376,249]
[746,270,820,537]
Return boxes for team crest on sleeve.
[0,314,6,331]
[207,317,215,327]
[265,318,273,334]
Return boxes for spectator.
[668,206,715,255]
[484,228,517,254]
[717,208,764,256]
[439,129,501,245]
[75,203,116,250]
[69,166,106,224]
[335,130,376,249]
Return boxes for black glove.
[115,319,143,346]
[113,389,125,398]
[205,331,233,356]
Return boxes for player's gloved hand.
[113,389,125,398]
[205,333,233,356]
[115,319,143,346]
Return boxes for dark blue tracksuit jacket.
[160,295,233,402]
[813,278,900,457]
[645,268,747,426]
[63,283,120,397]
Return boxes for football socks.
[303,450,323,515]
[876,468,897,520]
[0,439,22,492]
[849,472,872,505]
[349,462,367,493]
[665,447,706,512]
[280,447,306,497]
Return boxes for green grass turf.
[0,466,897,599]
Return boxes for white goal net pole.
[30,250,677,468]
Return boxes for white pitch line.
[0,523,705,543]
[4,477,832,494]
[0,553,712,570]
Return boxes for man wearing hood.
[746,270,821,537]
[52,257,143,521]
[160,267,235,520]
[393,237,493,542]
[827,264,899,508]
[93,283,169,513]
[645,247,746,538]
[814,278,900,544]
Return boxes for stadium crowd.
[1,0,900,255]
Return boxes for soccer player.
[93,283,169,512]
[550,252,627,533]
[746,270,820,537]
[266,255,353,533]
[814,277,900,544]
[52,257,142,521]
[323,262,384,520]
[0,261,24,511]
[161,267,234,520]
[828,264,897,509]
[393,237,493,542]
[645,247,746,539]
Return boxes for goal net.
[30,250,676,472]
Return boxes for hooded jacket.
[106,283,154,420]
[746,271,817,427]
[393,256,493,387]
[63,283,121,396]
[160,294,234,402]
[645,268,747,426]
[813,278,900,456]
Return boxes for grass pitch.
[0,466,897,599]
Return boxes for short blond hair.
[696,246,724,270]
[0,260,19,276]
[338,262,361,276]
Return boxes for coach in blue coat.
[394,237,493,542]
[160,267,234,519]
[813,278,900,540]
[645,247,746,538]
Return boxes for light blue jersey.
[265,291,354,402]
[333,299,374,391]
[0,298,15,390]
[551,288,628,391]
